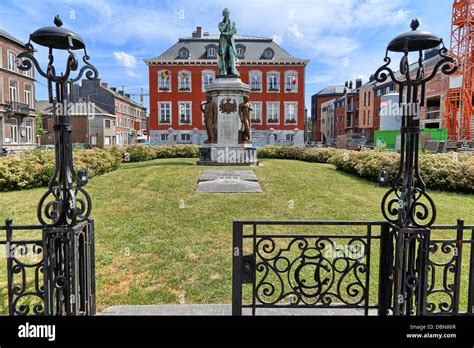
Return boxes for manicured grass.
[0,158,472,312]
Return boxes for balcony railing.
[6,101,30,114]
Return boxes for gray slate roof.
[315,85,346,96]
[145,34,308,65]
[0,29,26,47]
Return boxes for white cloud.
[126,70,142,78]
[272,34,283,45]
[114,51,137,68]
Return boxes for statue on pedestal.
[239,96,252,143]
[201,94,218,143]
[217,8,239,77]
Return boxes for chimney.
[101,82,108,89]
[192,26,202,38]
[110,87,117,92]
[349,81,353,89]
[125,93,131,99]
[369,74,375,82]
[118,90,124,96]
[356,79,362,89]
[344,81,348,88]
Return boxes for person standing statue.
[239,96,252,143]
[218,8,239,77]
[201,94,218,143]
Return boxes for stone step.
[99,304,373,316]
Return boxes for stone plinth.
[197,77,258,166]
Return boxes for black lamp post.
[16,16,98,315]
[375,19,457,315]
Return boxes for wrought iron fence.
[0,218,96,316]
[232,219,474,316]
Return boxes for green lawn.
[0,158,473,312]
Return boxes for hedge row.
[257,146,474,193]
[0,148,123,191]
[0,145,472,193]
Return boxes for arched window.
[249,70,262,91]
[284,70,298,92]
[178,70,191,91]
[267,71,280,92]
[158,70,171,91]
[202,70,215,91]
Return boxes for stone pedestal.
[197,77,258,166]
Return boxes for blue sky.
[0,0,453,111]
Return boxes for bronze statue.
[217,8,239,77]
[201,94,218,143]
[239,95,252,143]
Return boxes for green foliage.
[257,146,474,193]
[35,112,45,136]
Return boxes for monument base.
[197,144,258,166]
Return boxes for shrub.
[257,145,474,193]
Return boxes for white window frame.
[10,118,18,144]
[9,79,18,102]
[158,102,172,124]
[178,70,192,91]
[25,119,33,143]
[284,102,298,124]
[251,101,262,125]
[266,102,280,125]
[202,70,215,91]
[24,84,32,107]
[160,133,168,142]
[284,70,298,93]
[178,101,192,125]
[180,133,191,142]
[158,70,171,91]
[267,71,280,92]
[7,50,16,72]
[0,47,3,69]
[249,70,262,92]
[207,47,217,58]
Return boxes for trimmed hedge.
[257,146,474,193]
[0,148,122,191]
[0,144,472,193]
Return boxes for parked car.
[0,147,7,157]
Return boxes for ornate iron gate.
[232,220,474,316]
[0,218,96,315]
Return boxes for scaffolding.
[445,0,474,142]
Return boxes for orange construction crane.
[445,0,473,142]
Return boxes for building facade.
[310,85,346,142]
[72,79,147,145]
[0,29,36,153]
[37,101,117,148]
[145,27,308,147]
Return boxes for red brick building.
[145,27,308,146]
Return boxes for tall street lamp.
[375,19,457,315]
[16,16,98,315]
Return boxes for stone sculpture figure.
[201,94,218,143]
[239,96,252,143]
[217,8,239,77]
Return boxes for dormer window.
[178,47,189,59]
[207,46,217,58]
[263,47,275,60]
[235,44,246,58]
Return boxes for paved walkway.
[100,304,370,316]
